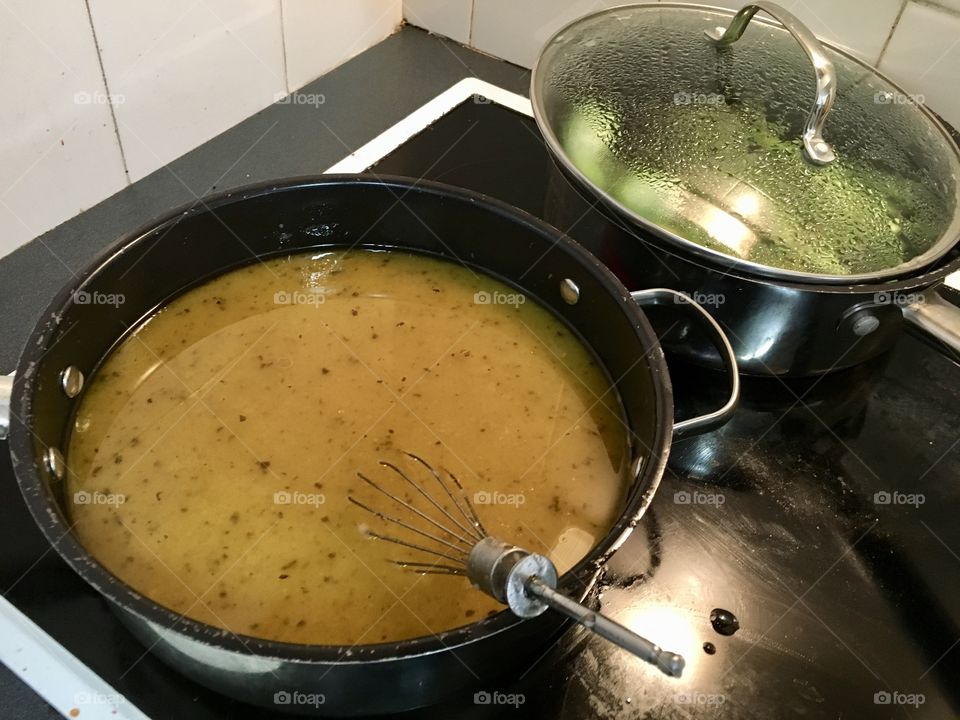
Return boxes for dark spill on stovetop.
[709,609,740,637]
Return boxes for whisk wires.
[347,451,487,576]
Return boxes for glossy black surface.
[2,94,959,719]
[369,100,960,718]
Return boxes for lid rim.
[529,1,960,283]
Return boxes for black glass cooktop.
[2,97,959,720]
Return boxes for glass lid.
[531,2,960,283]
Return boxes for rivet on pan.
[851,313,880,337]
[631,455,645,479]
[45,447,66,481]
[560,279,580,305]
[60,366,84,398]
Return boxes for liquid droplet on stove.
[703,641,716,655]
[709,608,740,636]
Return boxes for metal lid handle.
[705,1,837,165]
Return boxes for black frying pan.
[2,176,738,715]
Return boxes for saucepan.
[532,1,960,375]
[0,177,738,715]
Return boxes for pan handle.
[0,373,12,441]
[631,289,740,438]
[705,1,837,165]
[902,290,960,354]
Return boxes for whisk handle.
[525,576,685,678]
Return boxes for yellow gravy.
[66,250,629,644]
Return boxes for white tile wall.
[3,0,957,261]
[0,0,127,258]
[0,0,403,260]
[880,2,960,129]
[403,0,473,45]
[466,0,905,66]
[682,0,904,61]
[405,0,960,127]
[89,0,286,182]
[471,0,620,69]
[282,0,402,92]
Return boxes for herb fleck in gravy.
[67,250,629,644]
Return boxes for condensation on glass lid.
[537,5,959,278]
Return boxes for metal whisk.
[348,452,685,678]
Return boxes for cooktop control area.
[1,89,959,719]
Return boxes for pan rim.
[9,174,675,665]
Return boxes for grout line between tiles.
[82,0,131,184]
[876,0,909,66]
[468,0,477,46]
[279,0,290,93]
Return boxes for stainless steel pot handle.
[631,289,740,438]
[705,1,837,165]
[903,290,960,354]
[0,373,12,441]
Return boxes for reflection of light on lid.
[700,207,755,257]
[731,190,760,218]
